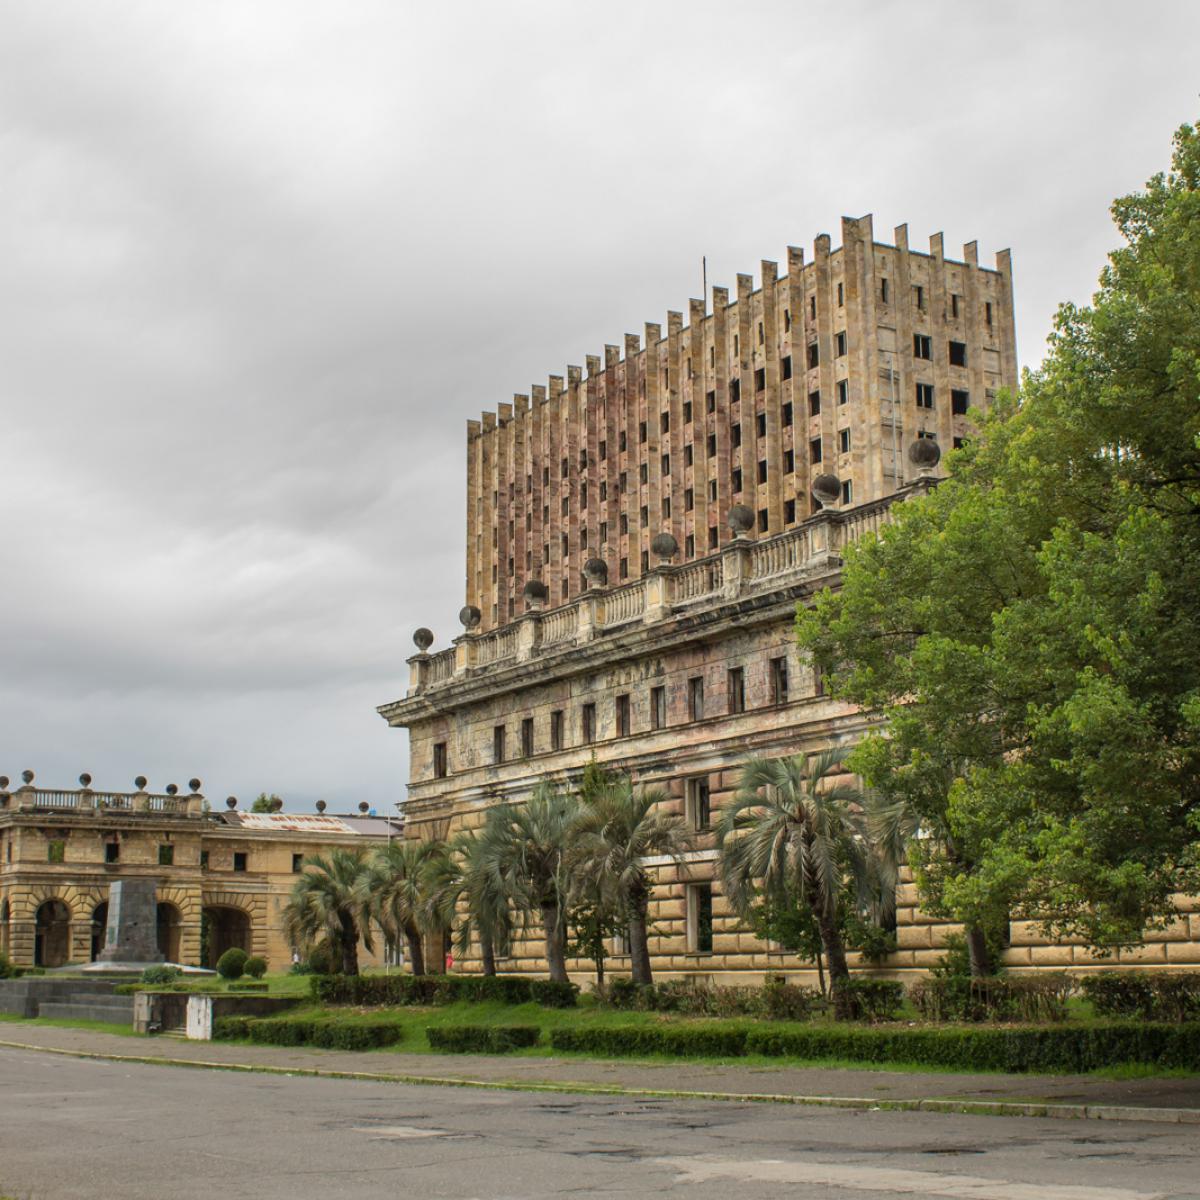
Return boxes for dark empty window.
[757,459,768,484]
[708,525,719,549]
[599,439,607,460]
[837,281,844,306]
[661,411,670,433]
[916,382,935,409]
[731,468,743,493]
[687,777,711,831]
[639,505,648,527]
[951,293,960,319]
[754,367,765,392]
[783,400,794,426]
[810,437,823,464]
[732,423,742,448]
[985,301,994,327]
[620,513,628,534]
[842,479,853,505]
[952,389,970,416]
[837,379,849,405]
[914,333,932,360]
[684,533,695,557]
[105,841,120,864]
[639,463,648,484]
[639,420,647,443]
[619,431,627,452]
[727,666,746,714]
[684,487,694,511]
[707,434,717,457]
[770,655,789,704]
[839,428,851,454]
[493,725,506,763]
[706,389,716,413]
[835,331,847,357]
[200,850,209,870]
[881,277,890,303]
[756,413,766,439]
[661,453,670,475]
[616,693,631,737]
[233,852,247,873]
[807,342,819,369]
[521,717,534,758]
[688,675,704,721]
[784,498,796,524]
[914,284,925,310]
[433,742,447,778]
[582,703,596,744]
[808,390,820,416]
[48,840,65,863]
[691,884,714,953]
[781,355,792,380]
[784,448,795,474]
[550,710,564,750]
[292,853,304,873]
[561,456,569,478]
[619,556,628,579]
[683,401,693,423]
[757,507,768,532]
[684,443,693,466]
[949,340,968,367]
[650,685,666,730]
[158,843,174,867]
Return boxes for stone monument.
[96,879,164,966]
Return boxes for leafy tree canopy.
[797,116,1200,950]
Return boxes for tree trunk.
[540,902,568,983]
[404,922,426,976]
[628,900,654,987]
[815,946,826,997]
[965,923,994,977]
[480,933,497,977]
[808,886,851,1018]
[340,914,359,976]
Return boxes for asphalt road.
[2,1048,1198,1200]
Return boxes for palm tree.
[475,783,578,983]
[361,839,447,976]
[573,772,692,986]
[716,748,868,1017]
[283,850,372,976]
[427,830,515,976]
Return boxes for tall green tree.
[572,767,693,986]
[798,115,1200,959]
[283,850,372,976]
[475,784,579,983]
[361,839,447,976]
[427,829,515,977]
[716,749,869,1016]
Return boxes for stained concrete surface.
[2,1047,1200,1200]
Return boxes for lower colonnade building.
[0,773,401,970]
[379,216,1200,983]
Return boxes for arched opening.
[0,899,10,958]
[91,902,108,961]
[35,899,71,968]
[156,902,182,963]
[200,906,250,968]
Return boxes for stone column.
[97,879,164,965]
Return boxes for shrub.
[744,1022,1200,1073]
[141,965,184,985]
[289,960,315,976]
[228,982,270,993]
[600,977,824,1021]
[243,956,268,980]
[762,979,825,1021]
[216,948,249,980]
[0,951,16,979]
[841,978,904,1022]
[551,1025,749,1058]
[214,1015,403,1049]
[213,1016,254,1040]
[427,1025,541,1053]
[1080,972,1200,1023]
[310,973,578,1009]
[910,975,1073,1023]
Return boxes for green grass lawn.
[0,1012,135,1037]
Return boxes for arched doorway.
[156,902,182,963]
[0,898,10,958]
[91,902,108,961]
[200,906,250,968]
[35,899,71,968]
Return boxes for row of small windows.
[433,658,801,776]
[45,840,249,872]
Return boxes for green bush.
[910,975,1074,1023]
[602,977,825,1021]
[0,951,16,979]
[243,956,268,980]
[427,1025,541,1053]
[1079,972,1200,1023]
[744,1022,1200,1072]
[841,979,904,1022]
[551,1025,749,1058]
[216,948,249,980]
[213,1015,403,1050]
[141,965,184,985]
[762,980,825,1021]
[228,982,270,993]
[310,973,578,1009]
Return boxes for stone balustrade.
[0,781,205,818]
[404,487,923,694]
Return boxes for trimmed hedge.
[228,982,270,993]
[1079,972,1200,1023]
[213,1015,403,1050]
[842,979,904,1022]
[310,973,578,1009]
[551,1025,750,1058]
[549,1020,1200,1072]
[603,977,825,1021]
[426,1025,541,1053]
[909,975,1073,1024]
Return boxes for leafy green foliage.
[798,116,1200,954]
[283,850,372,976]
[215,948,248,980]
[309,972,578,1008]
[603,977,825,1021]
[551,1024,751,1058]
[909,975,1073,1023]
[251,793,282,813]
[841,979,904,1022]
[426,1025,540,1053]
[214,1015,403,1049]
[1079,972,1200,1023]
[140,965,183,985]
[243,956,268,980]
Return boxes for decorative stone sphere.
[358,800,370,813]
[226,796,238,810]
[413,627,435,652]
[811,473,843,506]
[727,504,755,535]
[315,799,327,813]
[458,605,482,631]
[0,777,8,790]
[79,773,92,788]
[165,783,178,796]
[583,558,608,586]
[188,778,202,793]
[21,769,34,784]
[908,437,942,469]
[523,579,549,604]
[650,532,679,562]
[134,775,148,790]
[270,797,283,812]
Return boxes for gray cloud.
[2,0,1197,809]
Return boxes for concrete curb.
[2,1037,1198,1125]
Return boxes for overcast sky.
[1,0,1197,813]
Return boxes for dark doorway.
[91,902,108,961]
[35,899,71,968]
[200,906,250,968]
[156,902,182,963]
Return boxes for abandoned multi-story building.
[0,773,401,970]
[380,215,1200,982]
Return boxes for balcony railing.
[0,784,204,817]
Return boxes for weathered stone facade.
[0,775,400,971]
[382,219,1200,985]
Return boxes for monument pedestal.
[95,879,164,967]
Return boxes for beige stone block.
[895,883,919,906]
[1165,942,1200,963]
[1152,917,1190,942]
[1117,943,1168,964]
[896,925,932,950]
[710,934,740,954]
[1027,945,1073,967]
[1000,946,1032,966]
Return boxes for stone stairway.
[0,976,134,1025]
